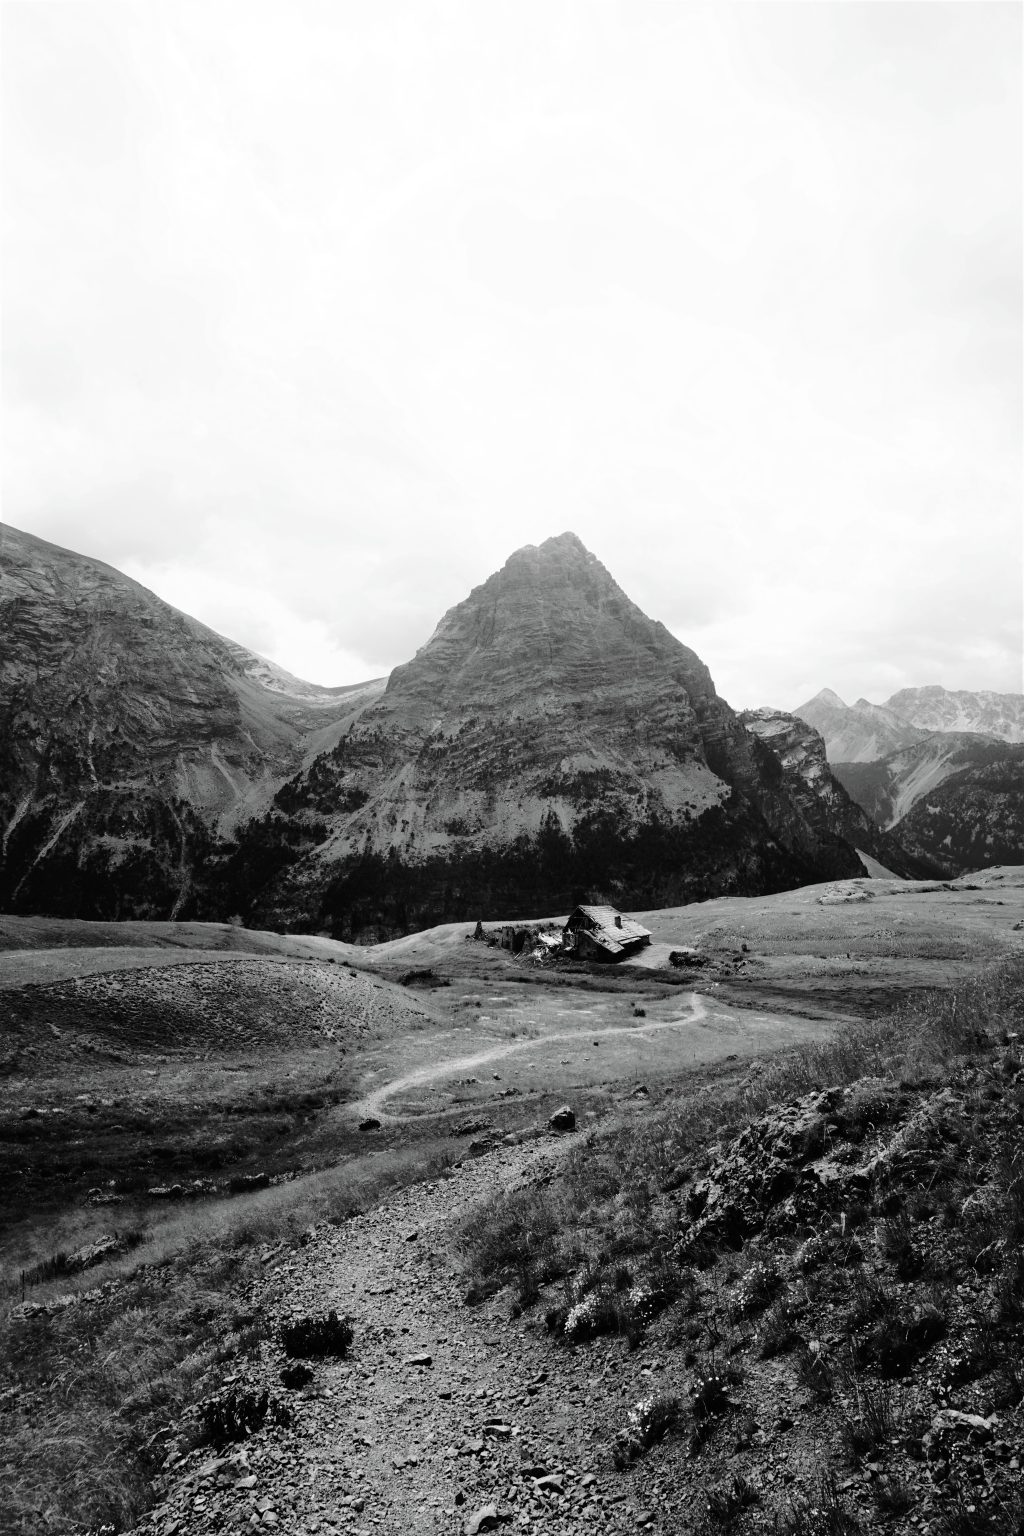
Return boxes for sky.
[3,1,1022,711]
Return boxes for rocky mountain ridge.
[796,686,1024,764]
[888,684,1024,742]
[885,744,1024,878]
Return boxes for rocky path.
[142,1136,686,1536]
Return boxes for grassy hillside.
[459,956,1024,1533]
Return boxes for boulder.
[548,1105,575,1133]
[465,1504,499,1534]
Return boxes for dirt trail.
[349,994,817,1123]
[138,1135,686,1535]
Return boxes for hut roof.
[567,905,651,955]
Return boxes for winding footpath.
[349,992,770,1124]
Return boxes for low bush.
[611,1392,681,1467]
[705,1472,760,1528]
[198,1386,291,1448]
[279,1310,353,1359]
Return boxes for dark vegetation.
[0,786,214,921]
[896,747,1024,879]
[265,799,855,941]
[279,1310,353,1359]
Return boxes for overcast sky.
[3,2,1021,710]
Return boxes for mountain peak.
[797,687,847,712]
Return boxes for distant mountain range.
[1,524,943,936]
[797,686,1024,763]
[795,685,1024,876]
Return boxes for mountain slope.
[738,707,935,878]
[0,523,380,918]
[890,744,1024,876]
[225,535,868,937]
[831,731,1006,830]
[794,688,927,762]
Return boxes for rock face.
[738,709,934,879]
[243,535,866,936]
[794,689,927,763]
[0,523,379,917]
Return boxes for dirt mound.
[2,958,437,1072]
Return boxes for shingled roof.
[567,904,651,956]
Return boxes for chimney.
[615,914,622,928]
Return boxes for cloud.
[2,2,1019,704]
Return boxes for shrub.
[198,1387,291,1448]
[758,1294,803,1358]
[730,1256,780,1319]
[279,1310,353,1359]
[280,1362,313,1390]
[611,1393,681,1467]
[774,1469,863,1535]
[794,1342,834,1402]
[706,1473,760,1528]
[841,1378,897,1460]
[877,1215,924,1279]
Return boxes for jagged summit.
[507,530,593,562]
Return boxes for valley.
[3,871,1024,1533]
